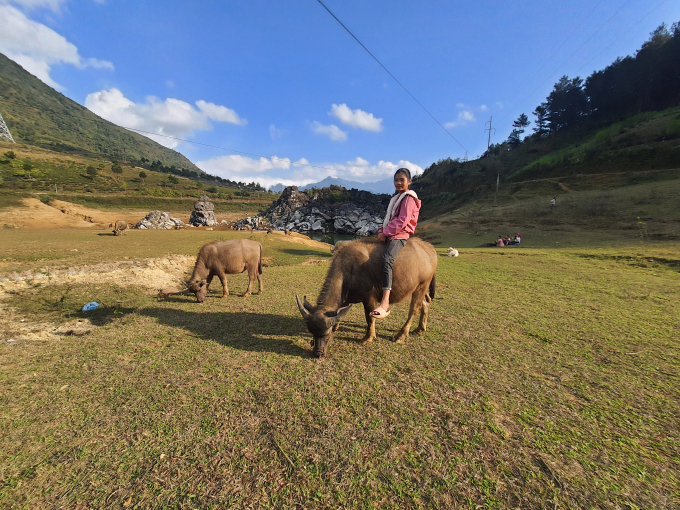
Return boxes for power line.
[500,0,605,114]
[574,0,669,75]
[498,0,634,128]
[317,0,470,155]
[0,96,396,178]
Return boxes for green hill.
[0,52,201,173]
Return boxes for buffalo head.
[295,295,352,358]
[186,278,208,303]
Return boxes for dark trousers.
[382,239,407,290]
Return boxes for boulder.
[189,194,218,226]
[136,210,184,230]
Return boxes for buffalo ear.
[326,304,353,325]
[302,295,315,312]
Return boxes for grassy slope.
[0,231,678,508]
[417,173,680,248]
[0,141,274,213]
[0,53,200,172]
[414,107,680,221]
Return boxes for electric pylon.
[0,110,15,143]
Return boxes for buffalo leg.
[361,299,378,344]
[394,286,427,344]
[243,267,255,297]
[256,271,263,295]
[205,273,214,293]
[412,291,432,336]
[216,271,228,298]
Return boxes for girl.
[371,168,421,319]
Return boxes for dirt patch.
[0,198,247,229]
[0,254,195,298]
[301,259,328,266]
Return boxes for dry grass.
[0,233,679,508]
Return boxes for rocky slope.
[237,185,391,236]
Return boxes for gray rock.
[136,210,184,230]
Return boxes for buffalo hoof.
[221,294,229,299]
[243,293,251,298]
[393,334,408,344]
[412,327,426,336]
[361,336,375,345]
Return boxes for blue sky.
[1,0,678,189]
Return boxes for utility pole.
[493,174,499,207]
[0,109,15,143]
[484,116,495,150]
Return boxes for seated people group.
[495,233,521,247]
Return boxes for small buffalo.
[186,239,263,302]
[112,220,127,236]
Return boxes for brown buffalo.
[112,220,127,236]
[296,237,437,357]
[187,239,263,302]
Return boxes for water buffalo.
[296,237,437,357]
[187,239,263,302]
[112,220,127,236]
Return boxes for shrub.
[4,150,16,160]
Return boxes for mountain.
[0,52,201,172]
[299,176,395,195]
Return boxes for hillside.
[0,53,200,173]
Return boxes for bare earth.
[0,198,247,229]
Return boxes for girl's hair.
[394,167,411,180]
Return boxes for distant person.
[496,236,504,247]
[513,233,521,244]
[550,197,556,210]
[371,167,421,320]
[504,235,511,245]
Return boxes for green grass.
[0,142,276,208]
[1,231,679,508]
[419,176,680,248]
[0,230,330,274]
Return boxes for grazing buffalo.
[296,237,437,357]
[187,239,263,302]
[112,220,127,236]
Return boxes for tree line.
[491,22,680,153]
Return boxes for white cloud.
[445,110,476,129]
[196,100,247,125]
[311,121,347,142]
[0,5,113,89]
[166,80,175,88]
[0,0,65,11]
[85,88,245,149]
[269,124,287,139]
[479,104,488,111]
[496,101,504,109]
[195,154,423,190]
[329,103,383,132]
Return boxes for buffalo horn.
[295,295,312,320]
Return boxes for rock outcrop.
[136,211,184,230]
[189,194,218,226]
[239,185,390,236]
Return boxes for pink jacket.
[378,194,421,240]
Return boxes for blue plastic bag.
[82,302,99,312]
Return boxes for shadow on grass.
[139,307,311,357]
[280,248,332,258]
[96,232,116,237]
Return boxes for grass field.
[1,229,678,508]
[419,174,680,249]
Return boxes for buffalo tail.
[429,274,436,299]
[258,244,263,274]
